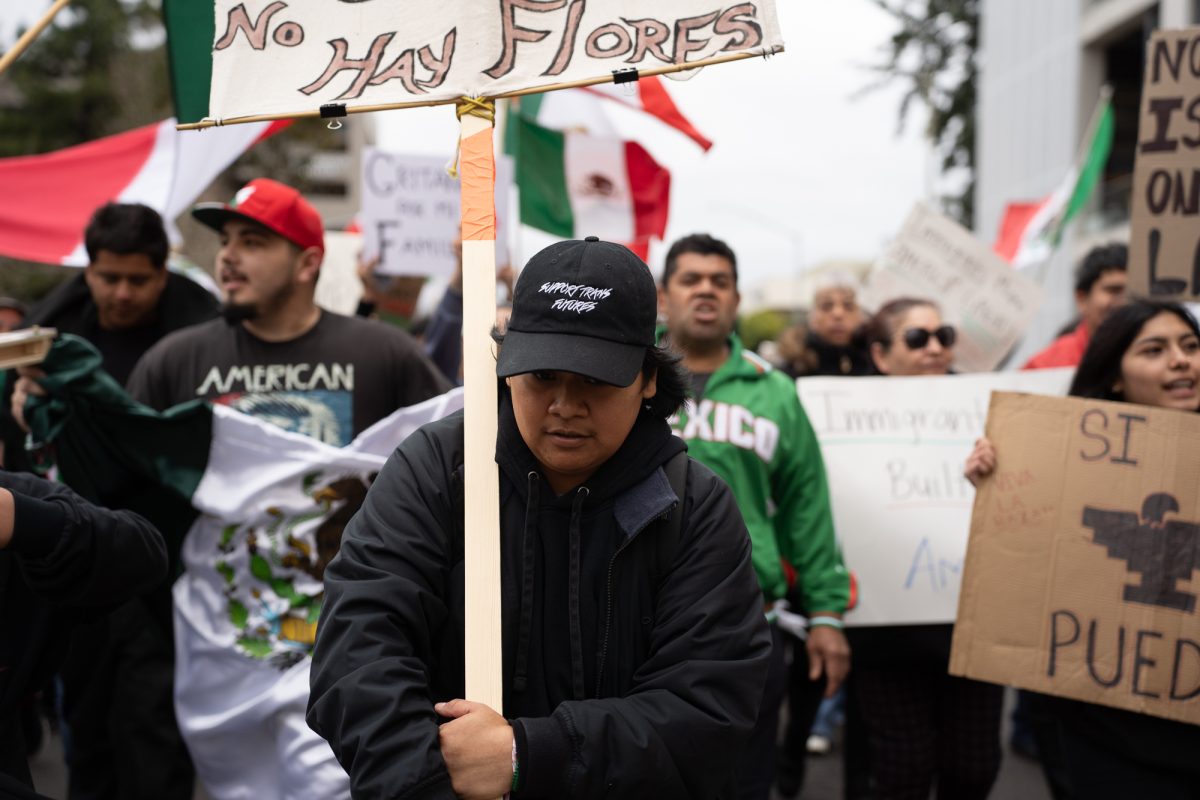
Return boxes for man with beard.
[657,233,851,800]
[119,178,450,799]
[127,178,449,447]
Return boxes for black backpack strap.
[658,451,689,573]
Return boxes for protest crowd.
[2,3,1200,800]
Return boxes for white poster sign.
[314,230,364,315]
[360,149,513,279]
[798,369,1072,626]
[862,202,1044,373]
[208,1,783,122]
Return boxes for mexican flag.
[994,93,1115,270]
[24,334,462,792]
[25,335,463,666]
[0,118,286,266]
[514,115,671,253]
[506,76,712,153]
[163,0,215,124]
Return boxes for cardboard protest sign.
[861,203,1044,373]
[950,392,1200,724]
[1129,27,1200,300]
[206,1,783,122]
[360,149,512,279]
[798,370,1071,626]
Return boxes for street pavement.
[28,689,1053,800]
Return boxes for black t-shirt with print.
[128,312,452,447]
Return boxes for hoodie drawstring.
[568,486,589,701]
[513,472,539,694]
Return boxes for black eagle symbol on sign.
[1083,493,1200,613]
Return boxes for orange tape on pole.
[460,127,496,242]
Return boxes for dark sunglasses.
[901,325,956,350]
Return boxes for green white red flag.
[994,94,1114,270]
[0,118,286,266]
[513,116,670,258]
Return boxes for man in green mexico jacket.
[657,233,850,800]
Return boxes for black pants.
[735,625,799,800]
[1052,699,1200,800]
[776,632,829,797]
[854,668,1002,800]
[1056,725,1199,800]
[0,715,35,795]
[59,601,193,800]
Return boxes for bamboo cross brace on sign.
[176,0,785,733]
[174,49,779,130]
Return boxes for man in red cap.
[128,178,449,446]
[122,179,451,799]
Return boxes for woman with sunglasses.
[846,297,1004,800]
[966,299,1200,799]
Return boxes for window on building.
[1097,9,1159,227]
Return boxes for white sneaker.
[805,734,832,755]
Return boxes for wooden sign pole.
[456,99,505,716]
[0,0,71,77]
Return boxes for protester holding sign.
[308,237,771,799]
[965,299,1200,798]
[851,297,1004,799]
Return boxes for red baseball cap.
[192,178,324,253]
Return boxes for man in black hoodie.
[0,471,166,798]
[308,237,772,799]
[22,203,219,387]
[5,202,215,799]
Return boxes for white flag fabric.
[172,389,463,799]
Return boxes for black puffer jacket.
[0,471,166,790]
[25,270,220,387]
[308,397,771,799]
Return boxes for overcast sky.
[370,2,932,288]
[2,2,931,291]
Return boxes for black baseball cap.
[497,237,656,387]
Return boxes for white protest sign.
[862,202,1044,373]
[314,230,364,315]
[798,369,1072,626]
[207,1,783,122]
[360,149,513,279]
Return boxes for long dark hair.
[1069,299,1200,401]
[491,331,689,420]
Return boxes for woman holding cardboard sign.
[966,298,1200,799]
[852,297,1006,800]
